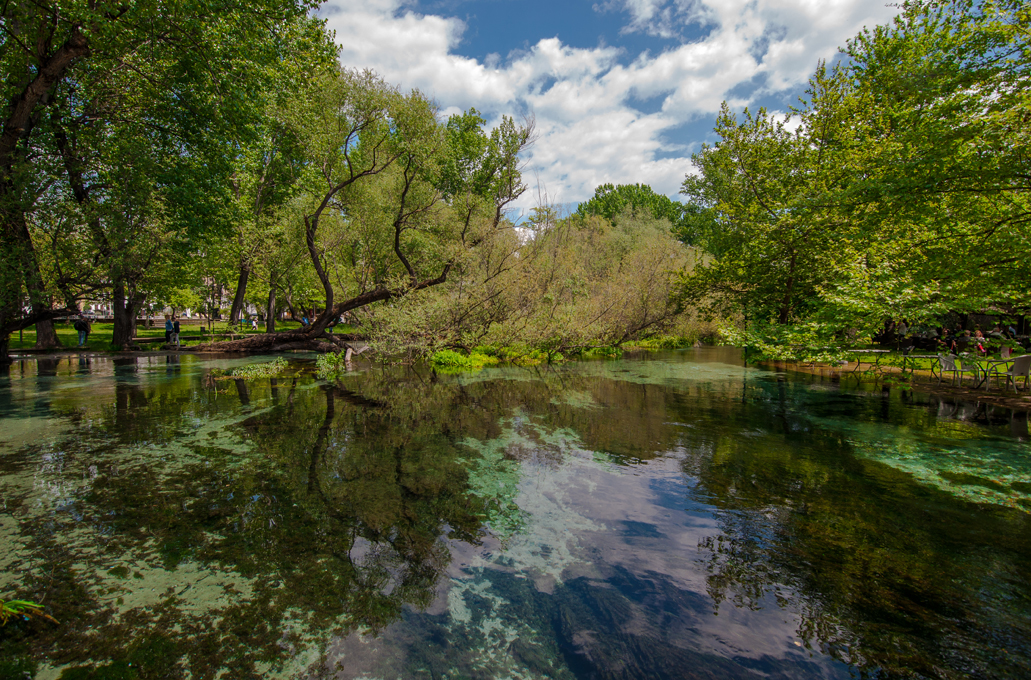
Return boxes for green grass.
[8,320,312,351]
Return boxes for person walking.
[74,316,91,348]
[164,315,173,344]
[172,316,181,349]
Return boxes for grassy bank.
[428,335,703,371]
[7,320,314,351]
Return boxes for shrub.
[430,349,500,370]
[580,345,623,359]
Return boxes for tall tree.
[0,0,328,357]
[681,0,1030,355]
[681,71,856,327]
[200,71,533,353]
[575,182,711,244]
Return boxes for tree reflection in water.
[685,376,1031,679]
[1,354,1030,679]
[4,362,511,677]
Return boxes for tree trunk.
[192,329,357,353]
[111,281,139,350]
[266,285,277,333]
[34,319,63,348]
[230,265,249,325]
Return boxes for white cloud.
[322,0,900,209]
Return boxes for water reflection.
[0,351,1028,679]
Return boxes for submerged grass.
[210,357,288,380]
[0,599,57,626]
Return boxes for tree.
[680,74,856,327]
[575,182,711,244]
[680,0,1031,356]
[0,0,329,358]
[198,71,533,353]
[825,0,1031,325]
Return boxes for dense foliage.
[4,0,1022,362]
[0,0,331,352]
[0,0,704,361]
[575,182,711,245]
[681,0,1030,356]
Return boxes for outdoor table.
[849,349,890,374]
[907,354,940,380]
[981,357,1014,389]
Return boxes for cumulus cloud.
[322,0,899,209]
[596,0,712,39]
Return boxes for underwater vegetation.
[208,357,289,380]
[1,351,1030,678]
[0,599,56,626]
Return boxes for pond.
[1,349,1029,679]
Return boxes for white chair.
[937,354,980,386]
[990,354,1031,392]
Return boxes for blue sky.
[322,0,900,212]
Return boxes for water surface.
[1,350,1029,679]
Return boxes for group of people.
[937,324,1019,355]
[878,318,1023,356]
[164,315,181,348]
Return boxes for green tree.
[201,72,533,353]
[0,0,329,358]
[680,71,856,328]
[823,0,1031,327]
[680,0,1031,354]
[575,182,712,245]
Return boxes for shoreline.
[765,360,1031,411]
[8,349,1031,413]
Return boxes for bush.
[430,349,500,370]
[579,345,623,359]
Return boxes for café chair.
[989,354,1031,392]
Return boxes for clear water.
[1,349,1029,679]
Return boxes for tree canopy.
[680,0,1031,356]
[575,182,712,245]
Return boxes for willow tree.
[200,71,533,353]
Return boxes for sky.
[320,0,901,213]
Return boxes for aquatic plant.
[316,351,348,380]
[579,345,623,359]
[626,335,693,350]
[210,357,288,381]
[0,599,57,626]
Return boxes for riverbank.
[767,359,1031,411]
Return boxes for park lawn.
[8,320,347,351]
